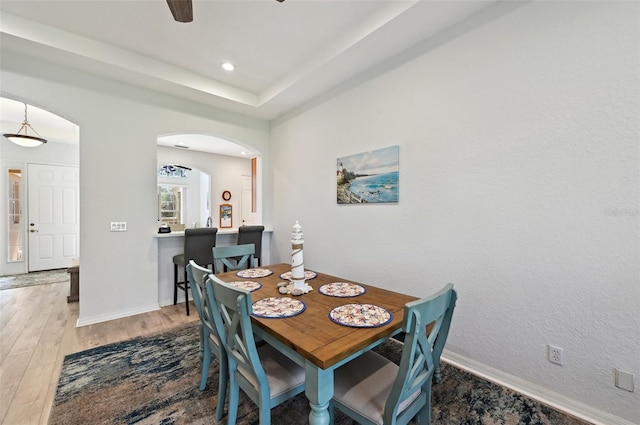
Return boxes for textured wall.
[270,1,639,423]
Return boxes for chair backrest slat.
[212,244,255,274]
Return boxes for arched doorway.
[0,96,79,275]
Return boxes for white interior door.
[28,164,79,271]
[241,175,255,226]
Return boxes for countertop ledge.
[155,228,272,238]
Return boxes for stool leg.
[184,266,190,316]
[173,263,178,305]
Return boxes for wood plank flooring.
[0,281,197,425]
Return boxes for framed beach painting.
[220,204,232,228]
[337,146,399,204]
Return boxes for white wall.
[270,2,639,424]
[0,51,271,325]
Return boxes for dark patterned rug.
[0,269,68,290]
[49,324,591,425]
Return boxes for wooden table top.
[215,263,417,369]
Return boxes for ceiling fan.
[167,0,284,23]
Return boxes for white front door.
[28,164,79,271]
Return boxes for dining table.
[215,262,418,425]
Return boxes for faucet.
[206,216,212,227]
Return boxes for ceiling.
[0,0,498,154]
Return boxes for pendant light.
[3,103,48,147]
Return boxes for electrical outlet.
[548,345,564,365]
[615,369,634,392]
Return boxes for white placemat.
[252,297,306,318]
[318,282,366,298]
[279,270,318,281]
[227,281,262,292]
[236,268,273,278]
[329,304,392,328]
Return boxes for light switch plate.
[110,222,127,232]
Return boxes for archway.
[157,133,261,230]
[0,96,79,276]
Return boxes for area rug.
[0,269,68,290]
[49,324,591,425]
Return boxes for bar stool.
[173,227,217,315]
[237,225,264,267]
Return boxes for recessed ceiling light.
[240,151,247,156]
[221,62,235,71]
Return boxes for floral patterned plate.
[329,304,392,328]
[318,282,366,298]
[252,297,306,318]
[236,268,273,278]
[227,281,262,292]
[279,270,318,281]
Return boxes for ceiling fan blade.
[167,0,193,23]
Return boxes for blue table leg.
[305,362,333,425]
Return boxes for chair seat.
[333,349,421,425]
[238,343,305,398]
[173,253,185,266]
[208,331,220,347]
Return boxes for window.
[7,168,23,262]
[158,185,187,225]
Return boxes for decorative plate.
[228,281,262,292]
[236,268,273,278]
[252,297,306,318]
[318,282,366,298]
[279,270,318,281]
[329,304,392,328]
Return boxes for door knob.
[30,229,38,232]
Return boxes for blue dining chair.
[205,274,305,425]
[212,244,255,274]
[330,283,457,425]
[186,260,227,420]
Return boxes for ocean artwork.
[337,146,399,204]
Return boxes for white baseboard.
[442,350,636,425]
[76,303,160,327]
[159,295,191,307]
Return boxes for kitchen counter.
[155,227,272,306]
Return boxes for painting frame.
[220,203,232,228]
[336,145,399,204]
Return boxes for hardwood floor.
[0,281,197,425]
